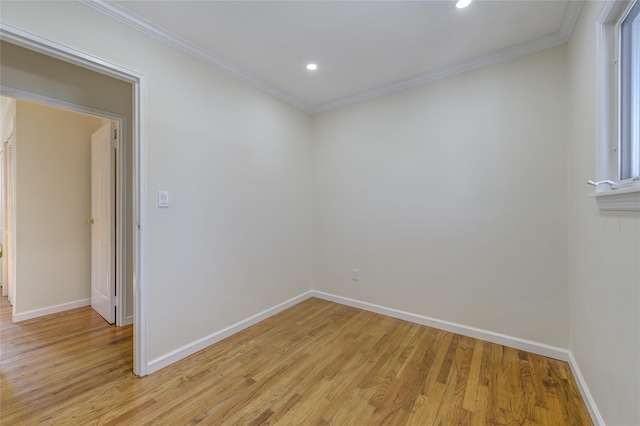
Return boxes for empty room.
[0,0,638,425]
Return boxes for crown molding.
[80,0,583,115]
[0,22,139,82]
[79,0,313,114]
[312,31,564,113]
[313,0,584,113]
[559,0,584,42]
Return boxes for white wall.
[4,6,638,421]
[566,2,640,424]
[14,100,104,314]
[0,1,313,361]
[312,46,569,348]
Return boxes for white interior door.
[90,122,115,324]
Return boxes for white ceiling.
[85,0,583,113]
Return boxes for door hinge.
[112,128,119,149]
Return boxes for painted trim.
[559,0,585,42]
[567,352,605,425]
[146,287,570,364]
[1,23,149,377]
[146,291,314,374]
[314,2,584,113]
[313,291,602,424]
[310,291,570,361]
[595,5,618,185]
[125,315,134,326]
[79,0,583,114]
[0,24,139,83]
[589,185,640,211]
[133,70,148,377]
[142,289,602,424]
[316,38,575,113]
[115,118,127,327]
[593,0,639,212]
[0,86,126,122]
[78,0,312,114]
[146,288,569,368]
[13,299,91,322]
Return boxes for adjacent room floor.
[0,294,592,425]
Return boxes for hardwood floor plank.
[0,295,593,425]
[405,331,454,424]
[462,339,483,412]
[470,384,489,425]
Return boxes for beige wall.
[0,1,313,361]
[566,2,640,424]
[14,100,104,314]
[312,46,569,348]
[1,96,17,290]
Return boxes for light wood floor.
[1,294,592,425]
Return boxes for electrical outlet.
[352,269,360,281]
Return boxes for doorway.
[0,28,147,376]
[0,96,126,326]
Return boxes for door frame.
[2,91,126,326]
[2,128,16,310]
[0,24,148,377]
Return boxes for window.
[620,1,640,181]
[593,0,640,211]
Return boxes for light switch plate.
[158,191,169,208]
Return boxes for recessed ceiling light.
[456,0,472,9]
[306,63,318,71]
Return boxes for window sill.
[588,185,640,211]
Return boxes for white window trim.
[593,0,640,211]
[588,183,640,211]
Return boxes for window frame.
[619,0,640,181]
[593,0,640,211]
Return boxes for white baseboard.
[310,290,570,361]
[146,291,314,374]
[13,298,91,322]
[144,289,602,425]
[311,291,603,425]
[146,289,569,371]
[125,315,133,326]
[567,352,605,425]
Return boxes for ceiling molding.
[1,22,144,83]
[79,0,313,114]
[312,31,563,113]
[81,0,583,115]
[559,0,585,42]
[313,0,584,113]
